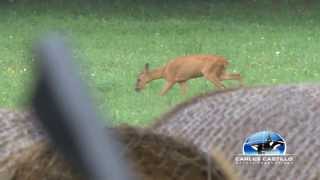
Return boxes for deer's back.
[164,55,228,81]
[151,84,320,180]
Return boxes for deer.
[151,84,320,180]
[135,54,243,96]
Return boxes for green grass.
[1,0,320,125]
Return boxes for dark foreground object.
[32,36,133,180]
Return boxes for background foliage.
[0,0,319,125]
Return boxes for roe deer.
[151,84,320,180]
[135,55,243,96]
[0,110,238,180]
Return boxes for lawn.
[1,0,320,125]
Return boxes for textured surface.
[11,126,237,180]
[1,84,320,180]
[152,84,320,180]
[0,108,47,173]
[0,109,237,180]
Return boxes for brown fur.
[135,55,242,96]
[0,108,46,173]
[10,125,239,180]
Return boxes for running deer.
[151,84,320,180]
[135,55,243,96]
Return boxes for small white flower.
[23,68,27,72]
[261,36,265,40]
[91,73,95,77]
[275,51,280,55]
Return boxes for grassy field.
[1,0,320,125]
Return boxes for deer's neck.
[148,67,164,82]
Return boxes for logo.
[234,130,296,165]
[243,131,286,155]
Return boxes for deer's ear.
[144,63,149,72]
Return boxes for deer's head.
[135,63,151,92]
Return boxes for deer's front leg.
[202,68,225,90]
[178,81,188,96]
[220,72,243,87]
[159,81,175,96]
[204,74,225,90]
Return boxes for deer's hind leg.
[160,81,175,96]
